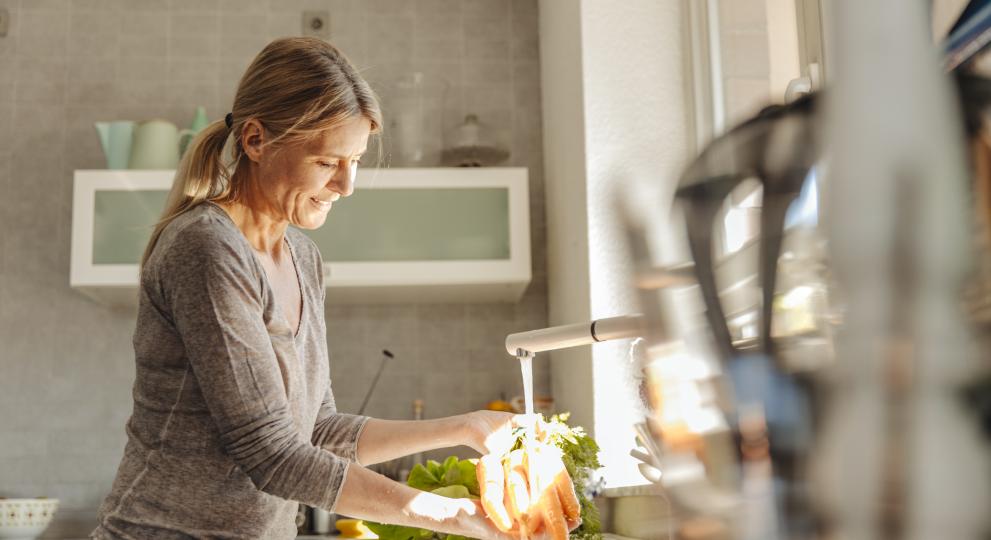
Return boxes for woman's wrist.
[456,411,487,454]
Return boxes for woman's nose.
[331,161,356,198]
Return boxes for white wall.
[538,0,595,433]
[539,0,692,488]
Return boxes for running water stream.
[518,353,534,415]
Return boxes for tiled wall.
[0,0,547,537]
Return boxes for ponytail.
[140,119,240,266]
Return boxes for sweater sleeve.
[311,384,370,463]
[160,224,352,512]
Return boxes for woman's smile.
[309,192,340,211]
[310,197,332,210]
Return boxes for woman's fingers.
[477,453,515,532]
[470,410,517,456]
[466,500,524,540]
[504,449,533,539]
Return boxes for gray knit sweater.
[92,202,368,539]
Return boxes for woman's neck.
[215,197,288,258]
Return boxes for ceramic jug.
[129,119,194,169]
[179,106,210,158]
[94,121,135,170]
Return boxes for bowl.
[0,499,59,540]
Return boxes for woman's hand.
[463,410,538,456]
[458,500,525,540]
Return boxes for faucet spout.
[504,314,646,357]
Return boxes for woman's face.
[245,115,371,230]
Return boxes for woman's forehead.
[308,117,371,156]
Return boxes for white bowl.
[0,499,59,540]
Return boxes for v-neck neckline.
[205,201,305,340]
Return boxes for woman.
[92,37,526,539]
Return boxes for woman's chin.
[293,211,330,230]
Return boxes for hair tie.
[224,112,233,130]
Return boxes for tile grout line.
[508,0,516,167]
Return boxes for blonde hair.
[142,37,382,265]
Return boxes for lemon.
[485,399,514,412]
[336,518,378,539]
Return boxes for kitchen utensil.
[311,507,333,534]
[129,119,194,170]
[357,350,394,415]
[94,121,135,169]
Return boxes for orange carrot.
[540,476,568,540]
[554,467,581,522]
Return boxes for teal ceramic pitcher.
[94,121,135,169]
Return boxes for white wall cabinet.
[71,168,531,306]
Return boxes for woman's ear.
[239,119,267,164]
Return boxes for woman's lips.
[310,197,333,209]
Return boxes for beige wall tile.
[172,0,220,12]
[119,11,168,37]
[168,33,221,59]
[222,0,268,12]
[170,11,220,35]
[414,0,461,16]
[266,11,300,39]
[465,38,509,61]
[464,15,508,41]
[464,59,511,84]
[119,32,167,57]
[220,13,268,36]
[464,0,510,20]
[20,0,68,10]
[366,15,414,63]
[68,10,121,57]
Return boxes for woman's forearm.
[355,416,469,466]
[334,463,506,540]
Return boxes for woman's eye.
[319,162,338,170]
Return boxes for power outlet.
[0,8,9,38]
[302,11,330,40]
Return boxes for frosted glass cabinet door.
[92,190,168,264]
[303,188,511,262]
[91,188,513,265]
[71,168,531,305]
